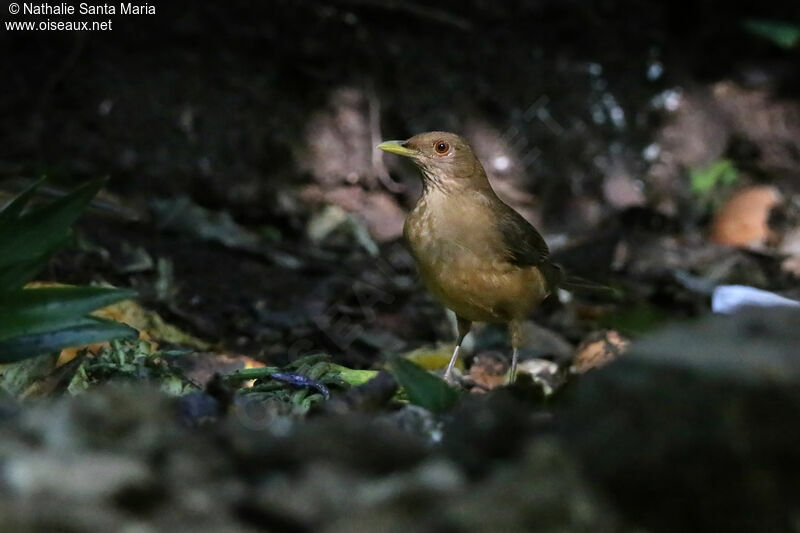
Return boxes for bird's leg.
[444,317,471,385]
[443,344,462,385]
[508,319,525,384]
[509,347,519,384]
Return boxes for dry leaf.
[571,330,629,374]
[710,186,782,248]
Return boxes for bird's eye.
[434,141,450,154]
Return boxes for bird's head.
[378,131,490,192]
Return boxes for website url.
[5,19,112,31]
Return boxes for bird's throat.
[420,168,446,194]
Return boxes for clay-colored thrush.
[378,131,563,384]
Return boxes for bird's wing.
[496,206,565,291]
[495,205,550,267]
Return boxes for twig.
[368,85,405,193]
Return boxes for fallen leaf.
[468,352,507,392]
[710,185,782,248]
[571,330,629,374]
[403,345,464,372]
[23,283,211,367]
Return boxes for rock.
[516,358,562,395]
[518,321,574,362]
[4,452,151,499]
[563,308,800,532]
[448,439,629,533]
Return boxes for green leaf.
[0,255,60,293]
[386,357,459,413]
[328,363,379,386]
[0,177,46,225]
[0,317,138,364]
[0,286,137,341]
[743,19,800,49]
[690,159,738,195]
[0,180,138,365]
[0,179,106,274]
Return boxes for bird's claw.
[443,369,466,387]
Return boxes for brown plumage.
[378,131,563,384]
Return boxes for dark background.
[4,0,799,221]
[3,0,800,360]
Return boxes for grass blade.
[0,255,61,293]
[0,179,105,271]
[743,19,800,49]
[0,317,138,363]
[0,286,137,341]
[0,177,46,225]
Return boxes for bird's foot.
[443,368,468,387]
[505,366,518,386]
[506,348,519,386]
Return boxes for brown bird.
[378,131,563,384]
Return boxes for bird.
[378,131,564,385]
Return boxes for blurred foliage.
[226,353,378,388]
[598,302,673,337]
[0,180,137,363]
[228,353,463,413]
[68,338,193,396]
[690,158,740,213]
[690,159,739,196]
[232,354,349,412]
[743,19,800,48]
[328,363,379,386]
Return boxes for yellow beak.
[377,140,417,157]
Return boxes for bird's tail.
[541,262,566,292]
[561,275,614,293]
[542,262,612,294]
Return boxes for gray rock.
[562,307,800,532]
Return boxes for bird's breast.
[404,194,493,269]
[403,193,548,323]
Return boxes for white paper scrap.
[712,285,800,314]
